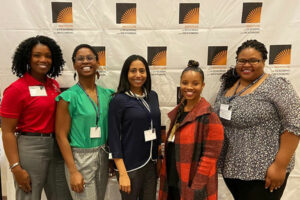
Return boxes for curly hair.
[12,35,65,78]
[221,39,268,90]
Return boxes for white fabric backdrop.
[0,0,300,199]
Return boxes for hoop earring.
[96,70,100,80]
[26,64,31,72]
[232,67,237,77]
[73,72,77,80]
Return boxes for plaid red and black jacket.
[159,98,224,200]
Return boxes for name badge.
[90,127,101,138]
[144,129,156,142]
[219,104,232,120]
[29,86,47,96]
[168,134,175,143]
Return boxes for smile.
[241,68,253,73]
[38,64,48,69]
[184,91,195,96]
[133,79,143,83]
[82,66,92,72]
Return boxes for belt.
[18,132,55,138]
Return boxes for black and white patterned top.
[214,75,300,180]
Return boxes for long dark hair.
[116,55,151,94]
[12,35,65,78]
[220,39,268,90]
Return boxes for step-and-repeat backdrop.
[1,0,300,199]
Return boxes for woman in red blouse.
[0,36,71,200]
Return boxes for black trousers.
[224,173,289,200]
[116,161,157,200]
[167,186,180,200]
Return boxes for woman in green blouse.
[55,44,114,200]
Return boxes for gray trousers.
[16,135,72,200]
[65,145,109,200]
[116,160,157,200]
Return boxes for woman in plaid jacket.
[159,60,224,200]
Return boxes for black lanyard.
[77,83,100,127]
[228,73,265,102]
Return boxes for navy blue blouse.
[108,91,161,171]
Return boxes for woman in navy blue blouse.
[108,55,161,200]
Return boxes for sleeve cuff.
[112,152,123,158]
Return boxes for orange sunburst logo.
[207,46,228,65]
[57,7,73,23]
[148,47,167,66]
[183,8,199,24]
[212,50,227,65]
[51,2,73,23]
[246,7,261,23]
[152,51,167,66]
[121,8,136,24]
[97,51,106,66]
[116,3,136,24]
[269,45,292,65]
[92,46,106,67]
[179,3,200,24]
[274,49,291,64]
[241,3,263,23]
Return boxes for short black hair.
[72,44,98,64]
[221,39,268,90]
[181,60,204,82]
[12,35,65,78]
[116,55,151,94]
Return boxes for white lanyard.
[129,90,153,129]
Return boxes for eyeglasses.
[74,55,96,63]
[236,59,262,65]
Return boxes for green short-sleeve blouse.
[56,84,114,148]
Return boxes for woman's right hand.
[12,166,31,193]
[119,173,131,194]
[70,170,85,193]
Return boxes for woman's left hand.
[265,162,286,192]
[108,160,116,177]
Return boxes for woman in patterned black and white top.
[214,40,300,200]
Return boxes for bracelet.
[9,162,20,170]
